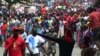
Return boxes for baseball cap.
[12,26,20,31]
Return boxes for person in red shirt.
[3,26,26,56]
[1,21,8,40]
[86,8,100,55]
[89,10,100,30]
[88,8,100,42]
[1,21,8,45]
[41,6,47,15]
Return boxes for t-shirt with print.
[5,36,25,56]
[25,34,45,54]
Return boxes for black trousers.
[30,53,39,56]
[67,42,75,56]
[92,27,100,42]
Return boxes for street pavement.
[0,43,81,56]
[72,45,81,56]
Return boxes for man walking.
[26,29,45,56]
[37,28,75,56]
[3,26,26,56]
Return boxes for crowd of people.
[0,0,100,56]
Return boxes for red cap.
[12,26,20,31]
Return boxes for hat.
[12,26,20,31]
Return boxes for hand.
[43,53,47,56]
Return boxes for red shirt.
[89,11,100,29]
[5,36,25,56]
[70,16,75,22]
[1,24,8,35]
[41,8,47,15]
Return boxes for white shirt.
[25,34,45,54]
[28,6,37,14]
[76,21,81,30]
[83,16,89,20]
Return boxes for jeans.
[1,35,6,42]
